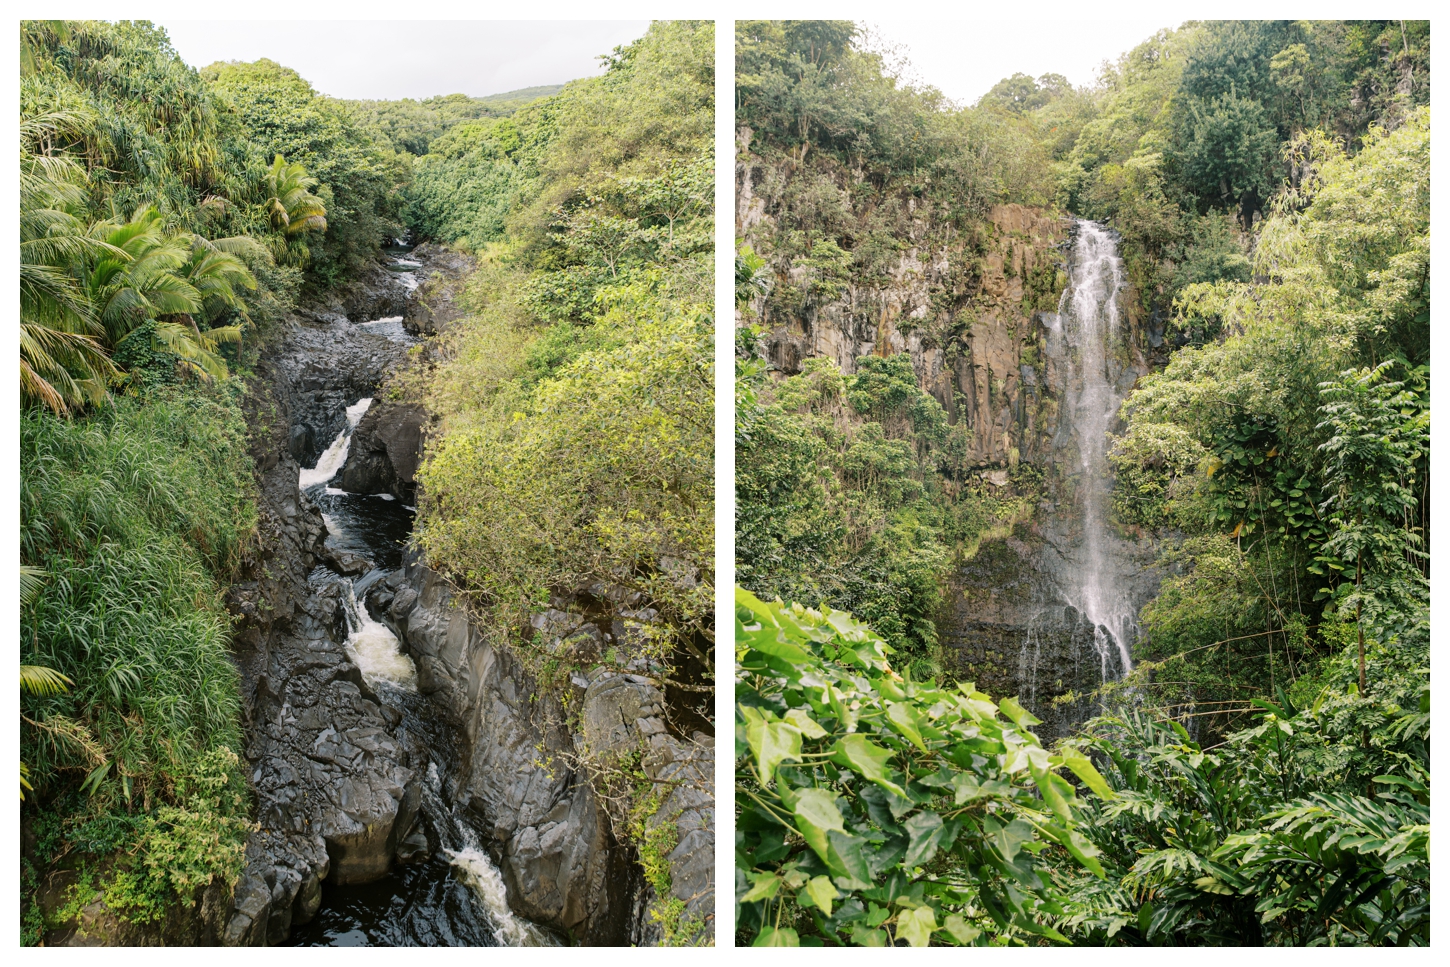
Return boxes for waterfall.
[300,396,373,489]
[417,764,557,947]
[1045,221,1138,681]
[339,581,417,689]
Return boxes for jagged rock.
[402,244,475,336]
[396,824,430,864]
[321,545,373,576]
[337,402,427,499]
[380,553,715,945]
[264,315,409,468]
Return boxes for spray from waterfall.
[1046,221,1138,681]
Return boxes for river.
[282,247,555,947]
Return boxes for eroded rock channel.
[219,245,713,946]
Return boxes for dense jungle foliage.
[19,20,325,938]
[408,20,716,697]
[735,20,1429,946]
[17,18,586,942]
[733,18,1071,675]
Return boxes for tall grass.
[20,385,257,806]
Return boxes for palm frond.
[20,664,73,696]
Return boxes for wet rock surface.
[307,259,411,326]
[402,242,475,336]
[337,402,427,500]
[371,554,716,944]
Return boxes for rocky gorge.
[40,243,713,946]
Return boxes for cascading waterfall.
[291,369,553,944]
[300,396,373,489]
[1044,220,1139,682]
[418,764,556,947]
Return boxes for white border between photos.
[5,0,1446,958]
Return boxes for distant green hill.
[344,84,566,156]
[474,83,565,108]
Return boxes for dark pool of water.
[285,856,499,947]
[309,484,415,572]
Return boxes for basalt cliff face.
[358,250,716,944]
[737,129,1164,735]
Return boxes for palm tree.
[262,154,327,259]
[19,110,120,414]
[84,206,256,381]
[19,565,71,801]
[84,205,199,342]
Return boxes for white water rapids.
[420,764,556,947]
[339,581,417,689]
[1046,221,1138,680]
[299,396,373,489]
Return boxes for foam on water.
[300,397,373,489]
[340,581,416,688]
[446,848,555,947]
[413,763,555,946]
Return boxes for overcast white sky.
[158,21,651,100]
[865,20,1182,106]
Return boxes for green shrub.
[735,589,1109,946]
[20,385,255,818]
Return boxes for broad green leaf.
[747,717,802,784]
[784,708,828,738]
[1055,747,1115,800]
[1030,762,1077,823]
[988,818,1036,864]
[790,788,846,861]
[953,773,981,804]
[736,588,813,662]
[1138,901,1155,938]
[826,830,874,889]
[886,701,929,752]
[998,695,1042,729]
[877,676,907,701]
[943,914,981,945]
[740,872,781,903]
[805,875,839,917]
[741,625,812,663]
[1037,822,1105,877]
[896,905,937,947]
[850,925,888,946]
[831,734,907,797]
[902,811,946,867]
[753,926,799,946]
[826,684,858,732]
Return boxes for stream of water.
[283,249,553,947]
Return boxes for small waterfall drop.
[339,582,417,689]
[300,397,373,489]
[418,764,556,947]
[1045,221,1138,682]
